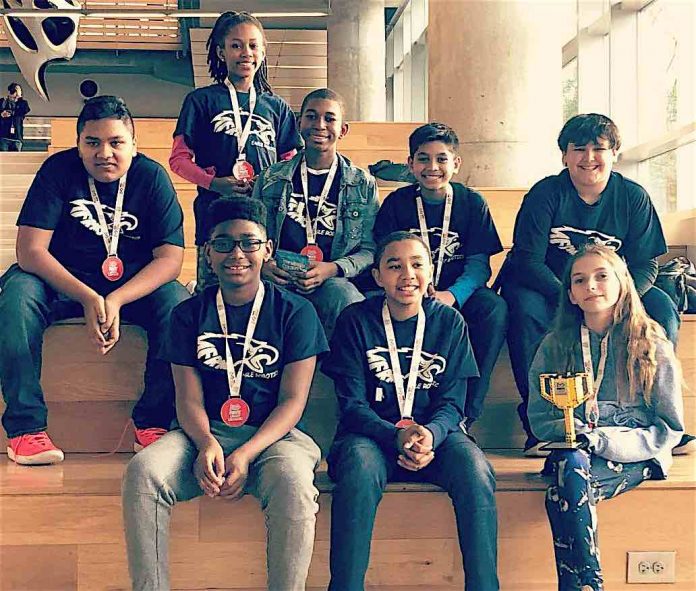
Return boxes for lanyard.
[216,282,265,399]
[88,174,127,257]
[225,79,257,159]
[415,186,453,288]
[300,156,339,245]
[381,300,426,420]
[580,325,609,427]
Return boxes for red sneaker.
[7,432,64,465]
[134,427,168,452]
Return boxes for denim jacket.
[252,151,379,278]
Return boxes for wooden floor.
[1,452,694,591]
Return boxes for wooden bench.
[1,450,694,590]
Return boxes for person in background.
[0,82,30,151]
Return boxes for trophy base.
[541,441,582,451]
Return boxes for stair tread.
[2,450,694,497]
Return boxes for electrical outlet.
[627,551,676,583]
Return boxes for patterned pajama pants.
[543,449,656,591]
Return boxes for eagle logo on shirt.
[197,332,280,374]
[210,110,276,149]
[408,227,460,259]
[287,192,337,232]
[69,199,139,237]
[549,226,623,255]
[366,346,446,388]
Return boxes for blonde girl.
[528,243,684,591]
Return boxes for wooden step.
[1,319,694,454]
[0,453,693,591]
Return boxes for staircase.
[0,152,48,276]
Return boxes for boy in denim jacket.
[253,88,378,336]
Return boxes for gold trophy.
[539,372,591,449]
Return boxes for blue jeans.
[303,276,364,339]
[122,424,321,591]
[0,264,190,436]
[543,450,656,591]
[502,281,679,442]
[458,287,508,423]
[327,432,499,591]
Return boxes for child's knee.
[260,460,319,519]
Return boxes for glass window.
[637,0,695,142]
[562,58,579,123]
[637,141,696,214]
[638,149,677,213]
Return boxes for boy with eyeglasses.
[122,196,328,591]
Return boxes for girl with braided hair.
[170,11,302,292]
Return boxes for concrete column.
[328,0,386,121]
[428,0,570,187]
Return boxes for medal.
[216,283,265,427]
[416,186,453,289]
[220,398,251,427]
[382,300,426,429]
[299,156,338,259]
[101,255,124,282]
[88,174,127,281]
[300,244,324,262]
[226,79,256,179]
[395,417,416,429]
[232,158,255,181]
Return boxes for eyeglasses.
[209,237,265,253]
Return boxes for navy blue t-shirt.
[277,163,341,261]
[174,84,303,244]
[375,183,503,291]
[510,169,667,281]
[323,296,478,448]
[162,282,329,428]
[17,148,184,294]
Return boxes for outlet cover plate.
[627,551,676,584]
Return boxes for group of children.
[0,10,688,591]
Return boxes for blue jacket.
[252,151,379,278]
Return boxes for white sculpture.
[2,0,81,101]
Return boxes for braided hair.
[206,11,273,94]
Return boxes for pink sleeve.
[279,149,297,161]
[169,135,216,190]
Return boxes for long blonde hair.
[553,244,675,403]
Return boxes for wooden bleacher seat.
[0,122,694,590]
[1,451,694,590]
